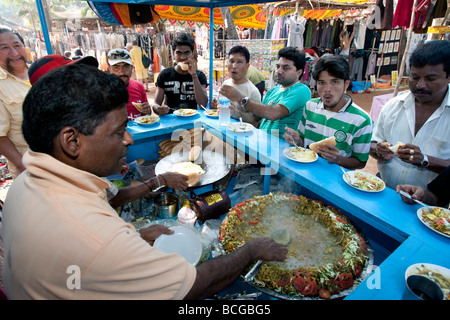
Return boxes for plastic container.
[218,95,231,126]
[177,200,197,228]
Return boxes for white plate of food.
[173,109,198,117]
[417,206,450,239]
[342,171,385,192]
[283,146,318,163]
[226,122,254,133]
[203,109,219,117]
[153,226,202,265]
[133,115,160,126]
[405,263,450,300]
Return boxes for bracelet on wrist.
[143,180,153,192]
[159,174,166,186]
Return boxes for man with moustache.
[284,55,373,170]
[2,64,287,299]
[219,46,310,137]
[370,40,450,190]
[107,48,152,120]
[0,26,30,178]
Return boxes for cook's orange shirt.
[2,151,196,299]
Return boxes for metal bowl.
[406,274,444,300]
[154,192,179,219]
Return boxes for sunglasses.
[108,50,131,60]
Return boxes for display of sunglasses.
[108,50,131,60]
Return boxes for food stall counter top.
[127,111,450,300]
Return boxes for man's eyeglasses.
[108,50,131,60]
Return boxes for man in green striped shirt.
[284,55,373,169]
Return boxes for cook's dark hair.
[0,25,25,45]
[228,45,250,63]
[22,64,128,154]
[312,55,350,81]
[410,40,450,77]
[172,33,195,52]
[278,46,306,72]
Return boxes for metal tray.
[241,246,375,300]
[155,150,231,188]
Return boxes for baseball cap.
[107,49,133,66]
[28,54,99,85]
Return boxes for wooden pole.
[393,0,419,97]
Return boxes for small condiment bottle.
[177,200,197,228]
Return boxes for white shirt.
[223,78,262,126]
[372,84,450,189]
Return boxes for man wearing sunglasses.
[107,49,152,121]
[153,33,208,114]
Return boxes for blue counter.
[126,112,450,300]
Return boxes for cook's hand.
[140,102,152,115]
[396,143,423,166]
[139,224,174,246]
[396,184,426,204]
[153,104,170,116]
[374,141,394,161]
[283,127,301,146]
[247,237,288,262]
[160,172,189,191]
[317,144,340,164]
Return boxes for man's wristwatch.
[241,96,249,108]
[421,154,429,167]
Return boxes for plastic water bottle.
[218,95,231,126]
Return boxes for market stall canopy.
[88,0,374,29]
[86,1,376,28]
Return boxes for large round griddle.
[155,150,231,187]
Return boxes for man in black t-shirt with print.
[153,34,208,114]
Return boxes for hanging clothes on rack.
[287,15,306,50]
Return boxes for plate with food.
[173,109,198,117]
[226,122,254,133]
[342,171,385,192]
[417,206,450,238]
[203,109,219,117]
[155,149,231,187]
[134,115,160,126]
[154,226,202,265]
[283,147,318,163]
[405,263,450,300]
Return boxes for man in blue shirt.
[218,47,311,137]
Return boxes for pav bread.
[388,141,405,154]
[178,62,189,71]
[131,102,143,112]
[309,136,336,153]
[171,162,205,185]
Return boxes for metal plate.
[155,150,231,187]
